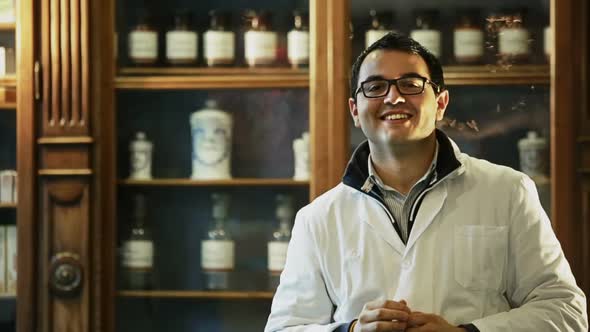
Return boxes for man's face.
[348,49,449,148]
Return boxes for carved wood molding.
[41,0,90,136]
[46,181,85,205]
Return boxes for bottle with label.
[121,194,154,290]
[129,132,153,180]
[128,11,159,66]
[244,10,277,67]
[287,10,309,68]
[190,100,232,180]
[498,9,530,63]
[204,10,235,67]
[544,25,551,62]
[410,9,442,59]
[365,9,394,49]
[166,10,198,66]
[268,194,294,289]
[201,193,234,290]
[453,9,484,64]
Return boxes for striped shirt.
[367,142,439,243]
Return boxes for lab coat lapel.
[361,199,405,255]
[405,184,447,255]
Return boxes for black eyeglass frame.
[354,75,440,99]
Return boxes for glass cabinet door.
[112,0,310,331]
[348,0,552,216]
[0,2,17,330]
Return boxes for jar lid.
[292,10,309,29]
[369,9,394,29]
[413,9,439,29]
[209,10,232,30]
[518,131,547,149]
[244,10,273,29]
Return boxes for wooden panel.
[310,0,350,199]
[40,179,90,332]
[43,0,89,136]
[16,0,37,331]
[0,22,15,30]
[119,178,309,187]
[118,290,274,300]
[115,75,309,89]
[40,145,91,169]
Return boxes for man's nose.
[383,83,405,105]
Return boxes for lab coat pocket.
[454,225,508,291]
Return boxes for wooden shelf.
[443,65,549,85]
[116,67,309,89]
[119,178,309,187]
[0,102,16,109]
[0,22,15,31]
[0,75,16,88]
[0,203,17,209]
[118,290,274,300]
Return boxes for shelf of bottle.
[116,67,309,89]
[0,75,16,88]
[0,22,15,31]
[118,290,274,300]
[118,178,309,187]
[0,203,16,209]
[443,65,549,85]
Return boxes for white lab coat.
[265,137,587,332]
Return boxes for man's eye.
[366,82,386,91]
[399,79,421,88]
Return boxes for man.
[265,32,587,332]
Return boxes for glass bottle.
[498,8,530,63]
[129,131,153,180]
[268,194,294,289]
[121,193,154,290]
[166,10,198,66]
[244,10,277,67]
[453,9,484,64]
[287,10,309,68]
[365,9,394,49]
[410,9,441,59]
[544,25,551,62]
[204,10,235,67]
[201,193,234,290]
[128,11,158,66]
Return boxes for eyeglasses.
[355,75,439,98]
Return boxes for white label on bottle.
[166,31,198,60]
[201,240,234,270]
[454,29,484,58]
[410,30,441,57]
[268,241,289,272]
[0,0,15,22]
[6,226,16,294]
[499,28,529,56]
[544,26,552,57]
[0,227,6,293]
[287,30,309,62]
[204,31,235,61]
[365,29,389,48]
[122,240,154,269]
[245,31,277,61]
[129,31,158,60]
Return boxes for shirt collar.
[368,141,439,192]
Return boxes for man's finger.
[364,308,410,322]
[366,320,408,331]
[365,299,410,312]
[407,312,432,326]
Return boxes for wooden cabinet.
[6,0,590,331]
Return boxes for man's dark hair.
[350,31,445,100]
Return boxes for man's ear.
[349,98,360,128]
[435,90,449,121]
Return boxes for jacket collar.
[342,129,463,192]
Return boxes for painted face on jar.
[349,49,449,148]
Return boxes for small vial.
[287,10,309,68]
[166,11,198,65]
[453,9,484,64]
[128,11,158,66]
[410,9,442,59]
[244,10,277,67]
[204,10,235,67]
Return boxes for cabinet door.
[96,0,347,331]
